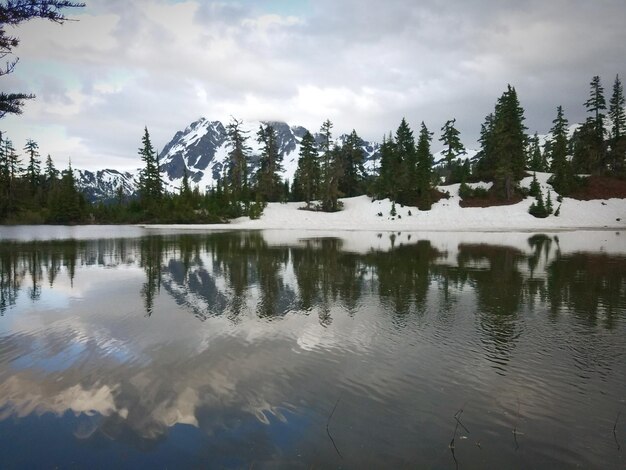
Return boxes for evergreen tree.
[574,75,608,173]
[256,123,283,202]
[45,154,58,182]
[318,119,342,211]
[492,85,527,199]
[137,127,162,205]
[549,106,573,194]
[0,1,85,118]
[609,74,625,139]
[377,132,398,200]
[225,118,250,205]
[527,133,544,172]
[439,118,465,182]
[529,172,540,197]
[608,74,626,174]
[395,118,417,203]
[475,112,496,180]
[24,139,41,193]
[1,138,21,214]
[415,121,434,208]
[339,129,365,197]
[294,131,319,208]
[180,167,192,200]
[585,75,607,140]
[49,161,82,223]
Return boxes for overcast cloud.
[1,0,625,170]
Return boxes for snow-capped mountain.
[157,118,382,192]
[76,169,138,203]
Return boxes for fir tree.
[0,1,85,118]
[608,74,626,174]
[225,118,250,205]
[439,118,465,182]
[137,127,162,205]
[49,161,82,223]
[609,74,625,139]
[529,172,540,197]
[415,121,434,208]
[377,132,398,200]
[549,105,573,195]
[180,167,192,200]
[0,138,21,215]
[256,123,283,202]
[340,129,365,197]
[475,112,496,180]
[395,118,417,203]
[24,139,41,193]
[294,131,319,208]
[546,190,553,214]
[319,119,341,211]
[45,154,58,181]
[527,133,544,172]
[585,75,607,140]
[491,85,527,199]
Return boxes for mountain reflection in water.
[0,229,624,469]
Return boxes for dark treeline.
[1,75,625,224]
[1,234,624,335]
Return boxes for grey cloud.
[2,0,625,168]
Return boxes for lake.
[0,226,624,469]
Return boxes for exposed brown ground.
[568,175,626,200]
[459,189,524,208]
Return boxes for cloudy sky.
[2,0,625,170]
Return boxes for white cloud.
[1,0,625,169]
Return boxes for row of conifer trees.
[1,74,624,223]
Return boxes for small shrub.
[473,187,489,198]
[459,182,472,199]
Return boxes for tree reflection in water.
[1,231,624,335]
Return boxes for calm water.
[0,227,624,469]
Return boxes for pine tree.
[294,131,319,208]
[180,167,191,200]
[439,118,465,182]
[1,138,21,215]
[45,154,58,182]
[549,106,573,195]
[415,121,434,208]
[585,75,607,140]
[24,139,41,193]
[340,129,365,197]
[609,75,625,139]
[137,127,162,205]
[319,119,341,211]
[0,1,85,118]
[475,112,496,180]
[377,132,398,200]
[527,133,544,172]
[529,172,540,197]
[492,85,527,199]
[225,118,250,205]
[49,161,82,223]
[256,123,283,202]
[546,190,553,214]
[608,74,626,174]
[395,118,417,203]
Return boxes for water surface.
[0,227,624,469]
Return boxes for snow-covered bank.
[146,173,625,233]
